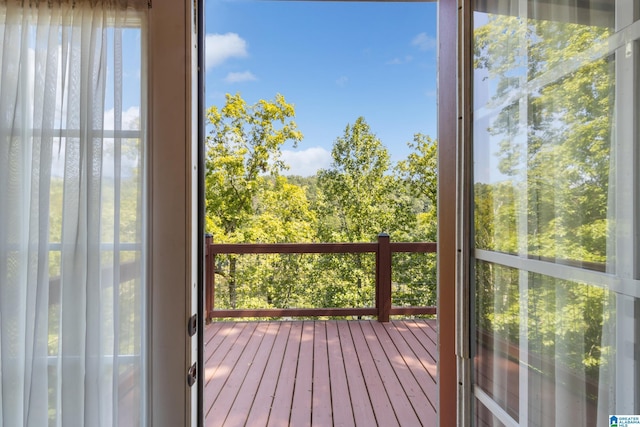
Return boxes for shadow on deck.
[204,319,438,427]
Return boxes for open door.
[465,0,639,425]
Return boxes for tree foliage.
[316,117,415,243]
[205,92,303,240]
[204,98,439,315]
[205,93,304,307]
[397,133,438,211]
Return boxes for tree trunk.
[229,256,237,309]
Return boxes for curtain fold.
[0,1,146,425]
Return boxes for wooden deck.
[204,319,438,427]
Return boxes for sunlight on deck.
[204,319,438,427]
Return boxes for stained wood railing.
[205,233,437,322]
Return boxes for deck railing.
[205,233,437,322]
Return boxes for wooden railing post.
[377,233,391,322]
[205,234,214,322]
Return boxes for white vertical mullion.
[111,22,124,426]
[139,12,149,427]
[517,1,529,424]
[614,0,639,414]
[517,267,528,427]
[614,0,638,280]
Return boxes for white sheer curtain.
[0,1,147,425]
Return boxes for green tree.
[285,175,320,205]
[211,176,319,311]
[316,117,414,242]
[245,177,318,309]
[396,133,438,212]
[315,117,415,309]
[392,134,439,307]
[249,176,317,243]
[205,93,303,307]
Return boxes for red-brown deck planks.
[290,322,315,425]
[222,322,280,427]
[267,322,303,427]
[205,324,262,427]
[245,322,291,427]
[376,322,437,425]
[349,322,399,427]
[326,321,356,427]
[311,322,333,427]
[205,322,259,422]
[359,321,418,426]
[207,322,267,427]
[336,321,376,427]
[204,320,438,426]
[383,322,438,418]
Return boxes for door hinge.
[188,313,198,337]
[187,362,197,387]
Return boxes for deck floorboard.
[246,322,290,427]
[326,322,355,427]
[337,321,376,427]
[205,320,438,426]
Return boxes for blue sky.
[205,0,438,176]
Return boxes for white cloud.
[386,55,413,65]
[336,76,348,87]
[411,32,436,51]
[224,71,257,83]
[104,106,140,130]
[206,33,248,69]
[282,147,332,176]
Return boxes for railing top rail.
[208,241,437,255]
[209,242,378,254]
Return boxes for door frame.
[148,0,199,425]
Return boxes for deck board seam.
[204,322,247,391]
[215,323,269,427]
[394,322,438,382]
[267,322,303,427]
